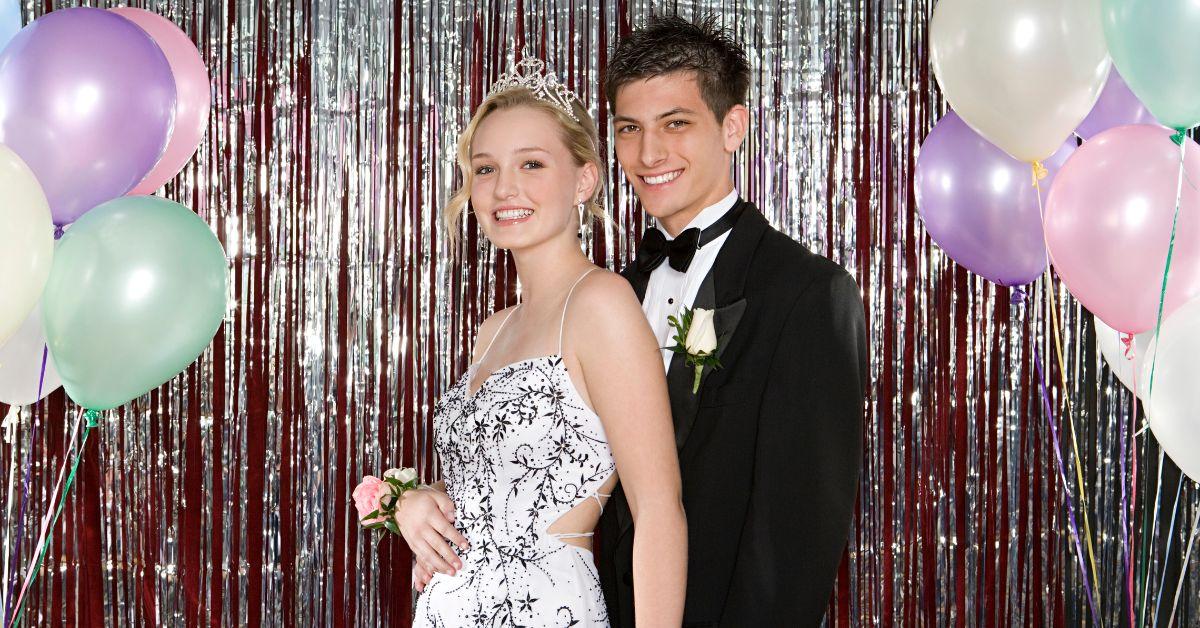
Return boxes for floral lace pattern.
[414,354,615,627]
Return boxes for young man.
[596,15,868,627]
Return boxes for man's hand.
[413,561,434,592]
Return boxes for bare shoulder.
[471,304,519,362]
[568,269,648,331]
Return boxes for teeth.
[495,208,534,220]
[643,170,681,185]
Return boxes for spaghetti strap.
[558,268,600,355]
[476,305,521,366]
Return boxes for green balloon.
[1103,0,1200,130]
[41,196,227,410]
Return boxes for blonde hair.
[443,88,606,243]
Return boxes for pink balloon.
[1045,125,1200,333]
[110,7,210,195]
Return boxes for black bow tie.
[635,200,743,274]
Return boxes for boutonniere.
[352,467,421,535]
[665,306,722,394]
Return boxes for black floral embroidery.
[415,355,614,628]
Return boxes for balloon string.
[1151,476,1184,627]
[0,345,49,627]
[1137,131,1189,627]
[1032,163,1104,613]
[4,408,94,628]
[1165,511,1200,628]
[1014,288,1101,626]
[1124,348,1139,628]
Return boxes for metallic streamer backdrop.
[1,0,1197,625]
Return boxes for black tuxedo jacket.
[596,200,867,627]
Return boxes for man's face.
[611,72,746,234]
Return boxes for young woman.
[395,59,686,627]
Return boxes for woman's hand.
[395,486,470,576]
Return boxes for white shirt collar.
[656,189,739,238]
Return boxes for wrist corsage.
[352,467,421,536]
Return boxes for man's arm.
[719,269,867,626]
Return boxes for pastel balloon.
[111,7,210,195]
[0,0,19,53]
[1044,125,1200,333]
[42,196,227,410]
[1076,69,1159,139]
[930,0,1110,162]
[0,7,176,225]
[0,302,62,406]
[915,111,1073,286]
[0,144,53,345]
[1102,0,1200,130]
[1141,297,1200,482]
[1093,315,1152,399]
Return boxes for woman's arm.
[572,271,687,627]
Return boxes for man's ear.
[722,104,749,153]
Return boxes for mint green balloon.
[1103,0,1200,130]
[41,196,227,410]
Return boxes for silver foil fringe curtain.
[1,0,1197,625]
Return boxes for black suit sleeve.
[719,270,867,626]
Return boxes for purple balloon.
[0,8,175,226]
[915,111,1074,286]
[1076,70,1159,140]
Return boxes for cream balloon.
[1093,315,1152,399]
[930,0,1111,162]
[1140,297,1200,481]
[0,144,53,345]
[0,302,61,405]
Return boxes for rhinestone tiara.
[487,57,581,122]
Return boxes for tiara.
[488,57,581,122]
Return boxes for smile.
[493,207,534,222]
[640,169,683,186]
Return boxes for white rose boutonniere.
[665,306,722,393]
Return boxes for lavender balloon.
[1076,70,1159,139]
[0,8,175,226]
[915,111,1074,286]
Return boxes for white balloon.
[1093,315,1153,398]
[0,144,53,345]
[0,302,61,405]
[930,0,1111,162]
[1140,297,1200,481]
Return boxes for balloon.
[1044,125,1200,334]
[110,8,210,195]
[1102,0,1200,131]
[0,144,53,345]
[42,196,227,410]
[0,302,62,406]
[0,0,19,53]
[930,0,1110,162]
[1076,70,1159,139]
[1140,298,1200,482]
[1093,315,1152,398]
[0,7,176,225]
[915,111,1073,286]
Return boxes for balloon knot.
[84,410,101,428]
[1031,161,1048,184]
[1010,287,1027,306]
[53,225,65,240]
[1171,128,1187,146]
[1120,332,1135,359]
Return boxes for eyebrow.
[470,146,551,159]
[612,107,699,124]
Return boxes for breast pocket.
[699,378,759,409]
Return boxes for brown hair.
[443,88,606,243]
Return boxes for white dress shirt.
[642,189,740,372]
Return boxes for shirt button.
[668,298,674,305]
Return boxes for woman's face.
[468,105,596,252]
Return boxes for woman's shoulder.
[567,268,650,340]
[471,304,520,362]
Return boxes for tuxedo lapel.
[665,272,714,449]
[620,264,650,302]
